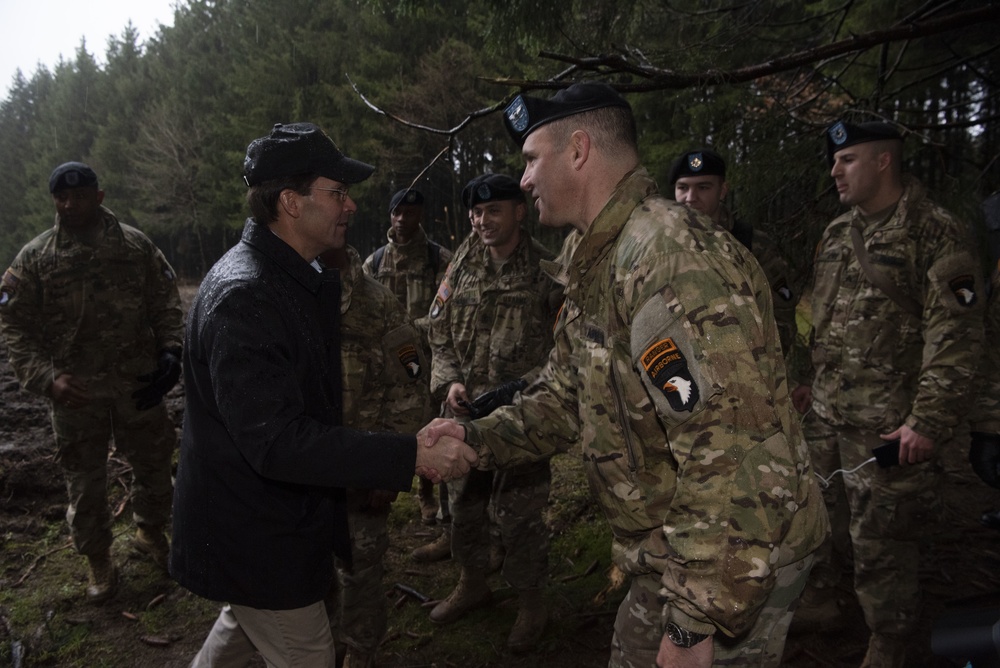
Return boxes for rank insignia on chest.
[640,338,700,412]
[397,344,422,379]
[948,275,977,307]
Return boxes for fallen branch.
[13,539,73,588]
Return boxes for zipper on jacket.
[607,343,639,480]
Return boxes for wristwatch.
[665,621,710,648]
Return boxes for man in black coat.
[171,122,475,667]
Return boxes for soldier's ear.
[95,189,105,206]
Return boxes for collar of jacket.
[241,218,340,296]
[565,166,658,301]
[53,205,121,247]
[851,174,925,234]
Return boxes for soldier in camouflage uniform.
[790,121,985,667]
[362,188,452,529]
[422,173,562,652]
[670,148,800,354]
[969,263,1000,527]
[0,162,183,603]
[441,82,828,667]
[319,244,430,668]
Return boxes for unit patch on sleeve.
[948,274,977,307]
[640,338,700,412]
[0,268,20,307]
[397,344,422,379]
[429,279,451,319]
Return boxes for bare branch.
[481,4,1000,92]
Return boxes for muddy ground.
[2,285,1000,666]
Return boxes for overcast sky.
[0,0,177,97]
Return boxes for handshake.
[415,418,477,483]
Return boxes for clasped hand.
[415,418,478,483]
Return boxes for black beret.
[243,122,374,187]
[464,174,524,208]
[388,188,424,213]
[49,162,98,193]
[826,121,902,164]
[667,148,727,186]
[503,82,631,146]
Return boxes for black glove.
[132,347,182,410]
[460,378,528,419]
[970,431,1000,489]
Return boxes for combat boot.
[85,552,118,604]
[788,584,842,634]
[417,481,438,526]
[411,526,451,563]
[859,633,907,668]
[342,648,374,668]
[134,524,170,571]
[507,588,547,653]
[429,569,492,624]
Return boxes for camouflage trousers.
[803,412,943,636]
[330,489,391,654]
[449,459,551,589]
[51,396,175,556]
[609,555,813,667]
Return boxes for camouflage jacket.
[804,177,984,442]
[717,207,799,354]
[339,246,429,433]
[465,168,828,638]
[0,206,183,397]
[362,226,452,334]
[969,264,1000,434]
[427,229,561,401]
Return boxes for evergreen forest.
[0,0,997,280]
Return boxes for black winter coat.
[170,219,417,609]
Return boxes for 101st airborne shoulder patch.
[429,279,451,319]
[640,338,700,412]
[0,268,21,307]
[397,344,422,379]
[948,274,977,307]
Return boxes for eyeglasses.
[311,186,350,202]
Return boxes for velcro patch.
[640,338,700,412]
[397,344,422,379]
[429,279,451,319]
[948,274,977,307]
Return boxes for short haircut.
[868,138,904,179]
[246,174,317,224]
[546,106,637,159]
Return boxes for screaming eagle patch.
[948,274,977,307]
[640,338,700,412]
[397,344,422,379]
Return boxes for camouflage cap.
[49,162,98,193]
[243,122,375,187]
[464,174,524,208]
[502,81,631,146]
[388,188,424,213]
[668,148,727,186]
[826,120,902,164]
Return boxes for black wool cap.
[826,121,902,164]
[49,162,98,193]
[503,81,631,146]
[243,122,375,187]
[464,174,524,208]
[667,148,727,186]
[388,188,424,213]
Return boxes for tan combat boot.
[859,633,907,668]
[85,552,118,604]
[788,584,842,634]
[417,479,439,525]
[429,569,492,624]
[134,525,170,571]
[410,526,451,563]
[507,588,547,653]
[342,648,374,668]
